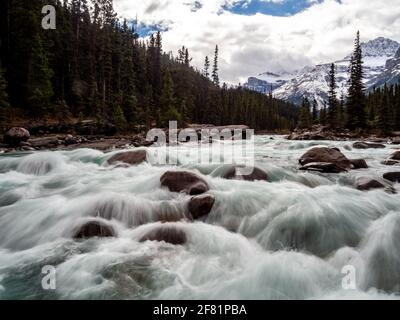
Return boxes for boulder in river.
[356,177,385,191]
[160,171,209,195]
[107,150,147,166]
[383,172,400,183]
[73,220,116,239]
[140,225,187,245]
[353,141,385,149]
[390,151,400,160]
[188,194,215,219]
[299,147,352,171]
[222,166,268,181]
[3,127,30,146]
[350,159,368,169]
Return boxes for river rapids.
[0,135,400,300]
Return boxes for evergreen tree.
[327,63,338,128]
[212,46,219,87]
[113,105,127,131]
[320,102,327,125]
[312,99,318,124]
[298,97,311,129]
[0,63,10,130]
[160,71,181,127]
[376,84,391,134]
[28,34,54,119]
[203,56,210,78]
[346,31,366,130]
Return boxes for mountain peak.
[360,37,400,57]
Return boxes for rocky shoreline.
[2,123,400,154]
[0,123,253,153]
[287,125,400,144]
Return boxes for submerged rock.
[390,151,400,160]
[381,160,400,166]
[353,141,385,149]
[188,194,215,219]
[356,177,385,191]
[3,127,30,146]
[73,220,116,239]
[300,162,347,173]
[140,225,187,245]
[160,171,209,195]
[299,147,351,171]
[383,172,400,183]
[107,150,147,166]
[350,159,368,169]
[222,166,268,181]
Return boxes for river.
[0,135,399,299]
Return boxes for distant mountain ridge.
[244,37,400,108]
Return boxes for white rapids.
[0,135,400,300]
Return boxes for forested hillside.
[0,0,298,133]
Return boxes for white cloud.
[114,0,400,84]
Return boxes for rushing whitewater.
[0,135,400,300]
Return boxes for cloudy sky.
[113,0,400,84]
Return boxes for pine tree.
[312,99,318,124]
[160,71,181,127]
[203,56,210,78]
[346,31,366,130]
[28,34,54,119]
[0,64,10,130]
[376,84,391,134]
[184,48,190,66]
[298,97,311,129]
[327,63,338,128]
[113,105,127,130]
[320,102,327,125]
[212,45,219,87]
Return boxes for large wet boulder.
[353,141,385,149]
[299,147,351,171]
[140,225,187,245]
[73,220,116,239]
[160,171,209,195]
[383,172,400,183]
[222,166,268,181]
[356,177,385,191]
[350,159,368,169]
[188,194,215,219]
[107,150,147,166]
[390,151,400,160]
[3,127,30,146]
[300,162,347,173]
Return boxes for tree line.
[0,0,298,133]
[298,31,400,134]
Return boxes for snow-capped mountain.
[244,71,297,93]
[244,37,400,108]
[367,46,400,88]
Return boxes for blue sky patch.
[224,0,326,17]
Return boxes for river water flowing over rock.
[0,136,400,299]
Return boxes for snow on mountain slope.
[367,46,400,89]
[244,37,400,108]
